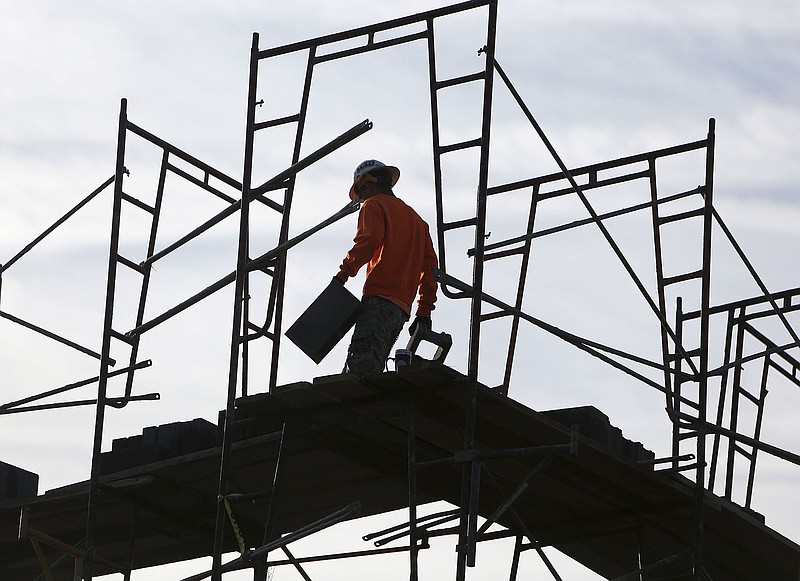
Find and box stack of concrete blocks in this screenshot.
[542,406,655,465]
[100,418,219,474]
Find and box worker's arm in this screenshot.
[337,199,384,281]
[415,231,438,317]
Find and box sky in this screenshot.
[1,1,799,579]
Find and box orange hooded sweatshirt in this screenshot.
[337,194,438,317]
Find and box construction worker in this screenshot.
[334,159,438,376]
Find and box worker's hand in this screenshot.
[409,316,431,337]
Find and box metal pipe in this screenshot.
[0,393,158,414]
[314,30,429,65]
[251,119,373,197]
[508,536,523,581]
[0,309,111,363]
[459,3,498,576]
[248,502,361,560]
[129,199,359,338]
[769,357,800,388]
[681,286,800,320]
[84,98,129,581]
[494,59,700,378]
[477,454,556,537]
[140,200,240,268]
[246,200,359,273]
[709,308,737,489]
[0,176,114,274]
[480,466,563,580]
[165,162,238,204]
[256,422,288,580]
[707,337,800,378]
[648,155,678,472]
[500,184,539,394]
[745,355,771,507]
[466,0,497,381]
[278,546,313,581]
[128,272,236,337]
[639,453,695,466]
[469,187,702,258]
[671,298,686,466]
[363,509,459,542]
[138,129,339,268]
[257,0,491,59]
[212,31,261,581]
[267,44,318,393]
[425,18,461,301]
[610,549,691,581]
[127,121,242,191]
[1,360,151,411]
[435,270,700,404]
[183,543,421,581]
[692,118,715,580]
[488,140,708,197]
[669,409,800,468]
[407,396,419,580]
[711,206,800,347]
[119,150,171,405]
[20,507,124,574]
[370,512,460,547]
[122,508,138,581]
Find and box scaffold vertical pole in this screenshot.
[457,2,498,578]
[84,97,129,581]
[212,32,261,581]
[694,117,715,580]
[267,44,317,393]
[407,395,420,580]
[467,0,497,381]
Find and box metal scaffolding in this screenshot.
[2,1,799,580]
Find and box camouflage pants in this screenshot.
[345,296,409,376]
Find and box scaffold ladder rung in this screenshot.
[120,192,156,214]
[254,113,300,131]
[656,207,705,226]
[662,269,704,286]
[110,329,135,345]
[439,138,483,154]
[668,348,701,362]
[117,254,145,275]
[441,217,477,232]
[435,71,485,90]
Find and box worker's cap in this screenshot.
[349,159,400,200]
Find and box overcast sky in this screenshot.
[2,1,799,579]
